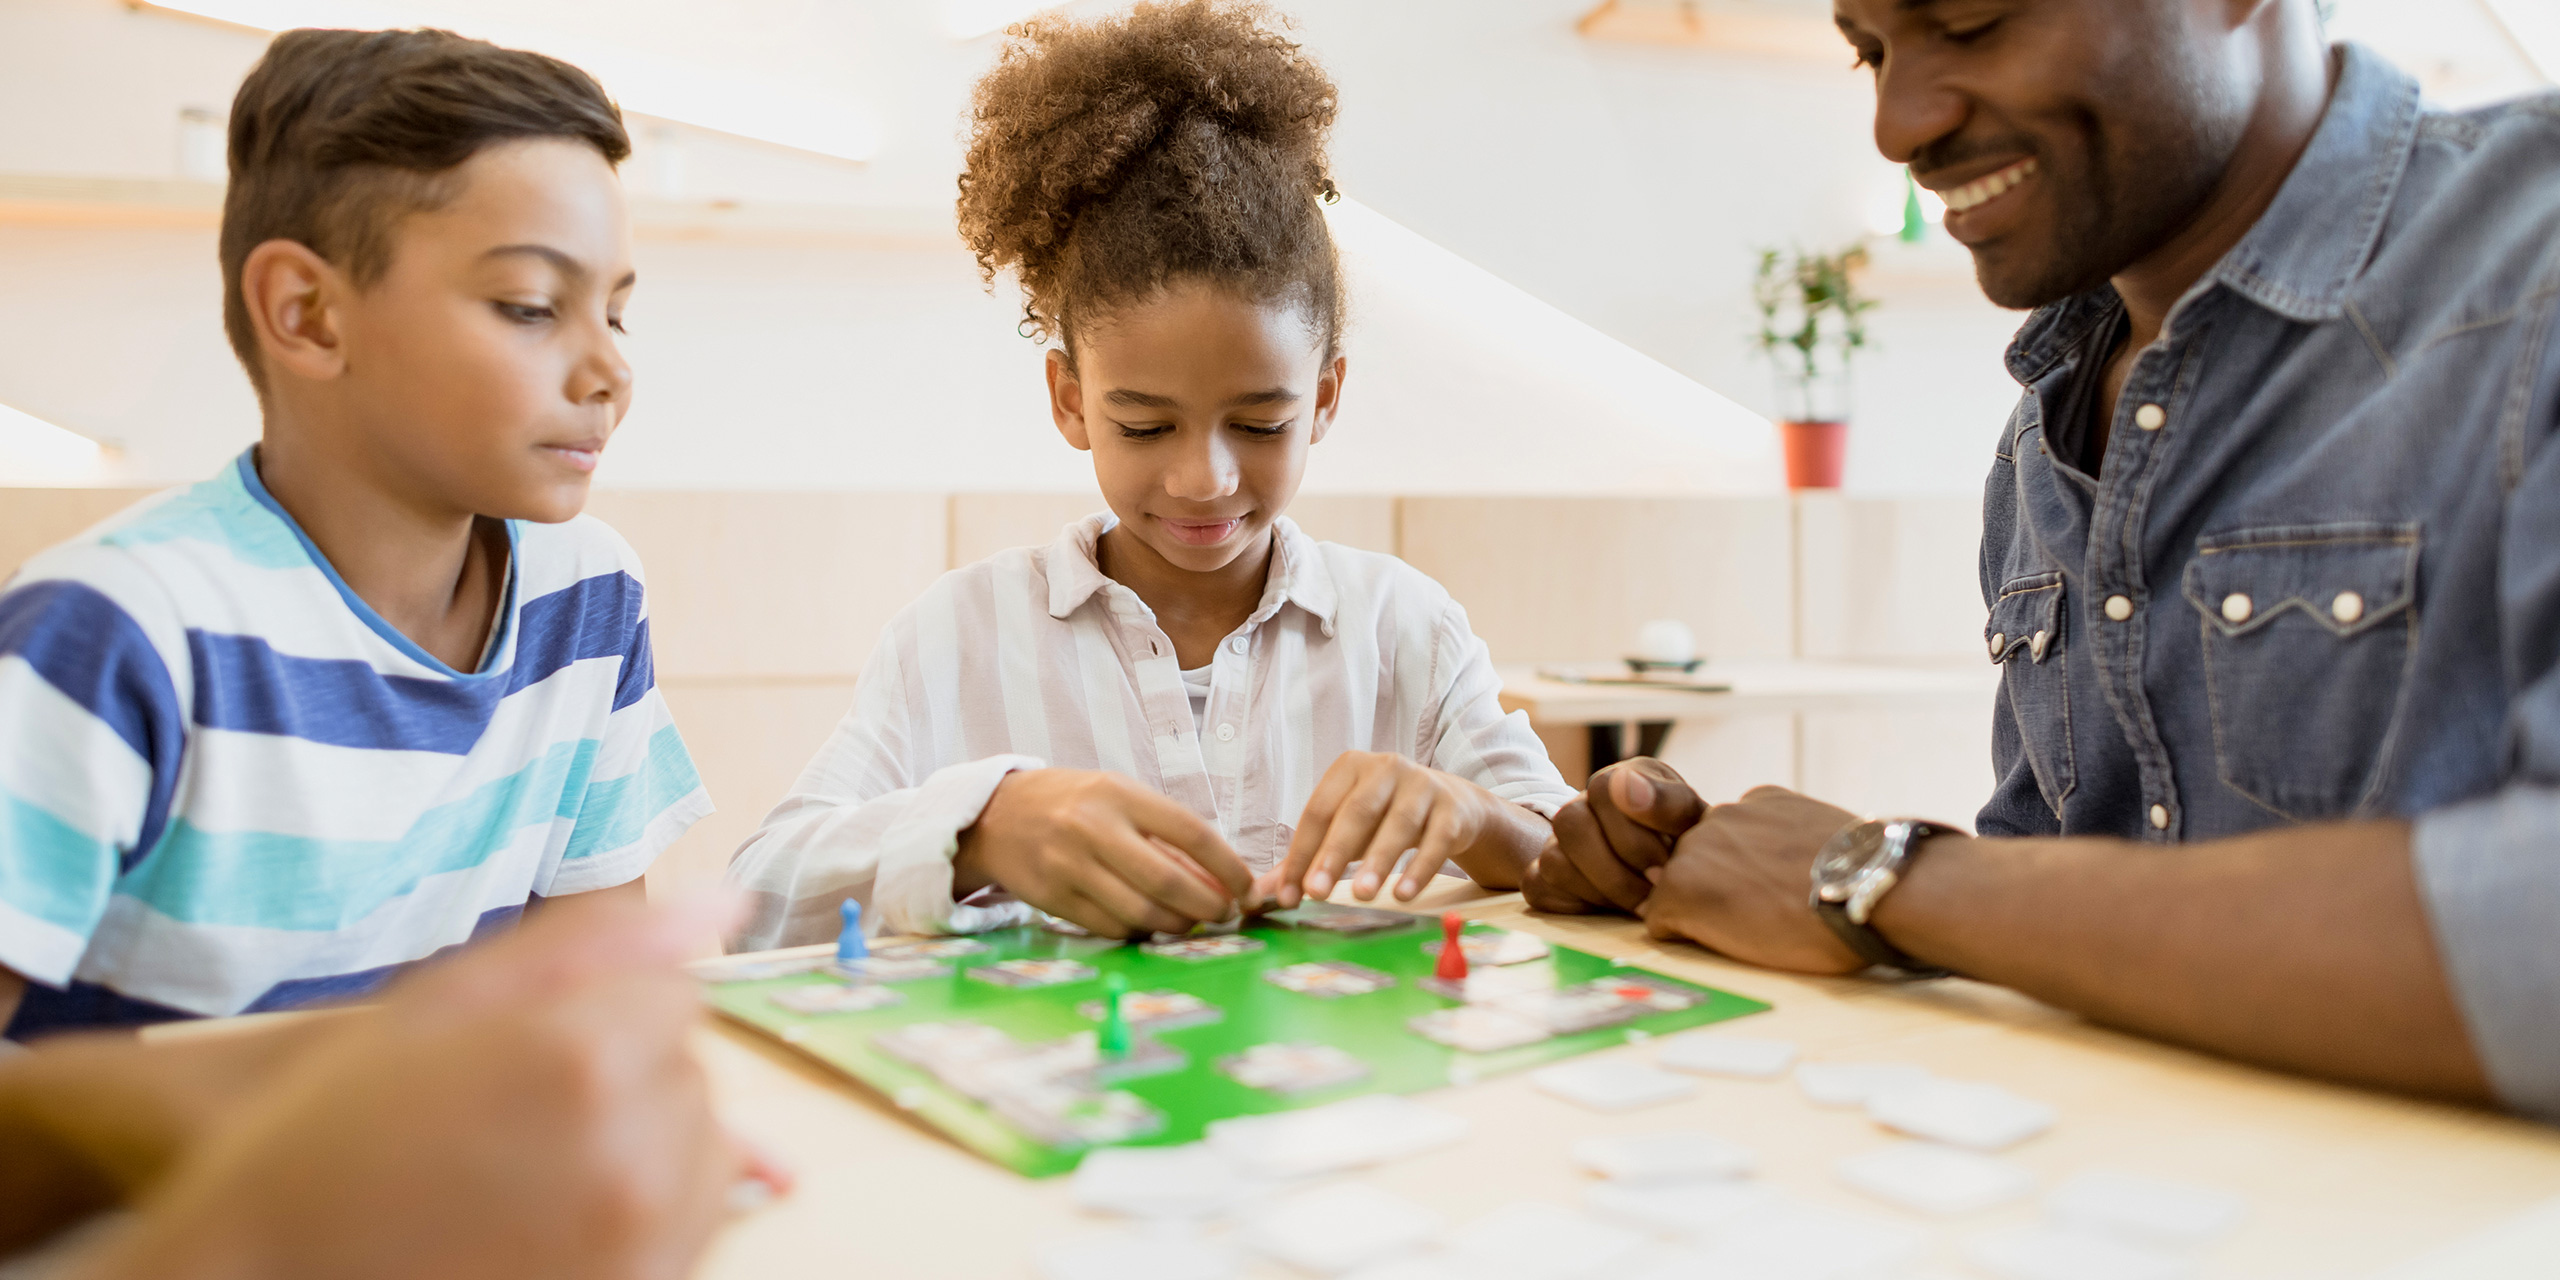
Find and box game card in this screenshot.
[1077,989,1222,1032]
[871,937,989,960]
[691,954,834,983]
[990,1082,1166,1148]
[872,1020,1022,1071]
[1408,1006,1552,1053]
[1220,1042,1373,1095]
[1499,974,1701,1034]
[769,983,906,1015]
[1262,960,1396,998]
[1140,935,1267,961]
[1266,903,1419,933]
[1037,912,1095,937]
[1422,928,1552,967]
[832,956,951,983]
[966,958,1100,988]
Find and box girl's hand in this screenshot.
[955,769,1252,938]
[1267,753,1497,908]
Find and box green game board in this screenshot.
[701,910,1770,1177]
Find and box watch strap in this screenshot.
[1811,820,1954,979]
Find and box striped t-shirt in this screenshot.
[0,452,711,1034]
[726,513,1572,948]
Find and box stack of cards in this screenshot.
[1220,1042,1372,1095]
[1268,903,1419,933]
[768,982,905,1015]
[1263,960,1396,998]
[1408,1005,1552,1053]
[1866,1079,2056,1151]
[1140,935,1267,961]
[1656,1032,1797,1079]
[967,958,1100,988]
[1794,1061,1932,1107]
[1242,1183,1442,1275]
[1571,1130,1757,1182]
[1205,1095,1469,1179]
[1835,1141,2037,1215]
[1530,1059,1699,1112]
[1421,928,1552,967]
[1076,989,1222,1032]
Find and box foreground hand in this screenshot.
[1522,758,1704,915]
[1266,752,1500,908]
[1636,785,1869,974]
[73,892,771,1280]
[956,769,1250,938]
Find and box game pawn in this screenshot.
[1419,912,1479,1000]
[838,900,868,963]
[1098,972,1131,1060]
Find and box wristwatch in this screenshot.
[1809,818,1955,978]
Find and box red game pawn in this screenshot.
[1435,912,1469,981]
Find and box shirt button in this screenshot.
[2332,591,2365,624]
[2134,403,2166,431]
[2149,803,2171,830]
[2104,595,2134,622]
[1215,723,1237,743]
[2030,629,2050,661]
[2221,593,2254,624]
[1990,632,2008,658]
[1227,637,1248,655]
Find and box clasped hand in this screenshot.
[1523,759,1874,974]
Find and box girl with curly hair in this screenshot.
[727,0,1570,947]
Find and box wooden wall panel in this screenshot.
[0,487,162,579]
[583,491,947,678]
[644,678,863,922]
[1797,493,1986,662]
[1396,496,1797,667]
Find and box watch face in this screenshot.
[1813,820,1889,897]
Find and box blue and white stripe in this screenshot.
[0,451,710,1033]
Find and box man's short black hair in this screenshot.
[218,28,631,391]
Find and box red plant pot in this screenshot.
[1780,419,1847,489]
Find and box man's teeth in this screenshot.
[1942,158,2038,213]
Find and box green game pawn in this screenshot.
[1098,972,1131,1060]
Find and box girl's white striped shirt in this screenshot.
[726,514,1572,948]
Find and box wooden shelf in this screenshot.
[0,174,959,247]
[1576,0,1848,62]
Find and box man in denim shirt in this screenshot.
[1527,0,2560,1120]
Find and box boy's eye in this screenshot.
[1233,420,1290,438]
[1946,19,1999,44]
[1115,422,1173,441]
[496,301,555,324]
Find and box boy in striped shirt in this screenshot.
[0,29,709,1036]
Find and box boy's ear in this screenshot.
[240,239,350,386]
[1046,348,1092,452]
[1308,354,1347,446]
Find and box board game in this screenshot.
[698,905,1771,1177]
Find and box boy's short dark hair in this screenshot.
[219,28,631,392]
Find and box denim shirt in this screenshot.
[1975,45,2560,1120]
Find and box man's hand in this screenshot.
[1636,785,1870,974]
[955,769,1250,938]
[68,892,773,1280]
[1522,758,1705,915]
[1265,753,1516,908]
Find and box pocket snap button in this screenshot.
[2105,595,2134,622]
[1990,632,2008,657]
[2030,629,2050,661]
[2134,403,2166,431]
[2149,803,2171,830]
[2221,593,2254,624]
[2332,591,2365,624]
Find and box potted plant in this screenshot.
[1752,244,1876,489]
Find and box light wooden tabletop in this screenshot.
[1499,660,1998,725]
[691,881,2560,1279]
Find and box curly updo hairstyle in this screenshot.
[955,0,1343,364]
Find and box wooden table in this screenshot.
[691,881,2560,1279]
[1500,659,2000,781]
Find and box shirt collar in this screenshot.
[1044,512,1339,637]
[2004,42,2421,381]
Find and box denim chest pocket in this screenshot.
[1988,572,2073,817]
[2182,524,2420,820]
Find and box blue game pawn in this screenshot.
[837,900,868,963]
